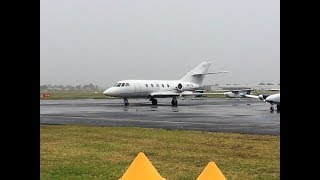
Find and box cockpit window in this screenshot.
[121,83,125,87]
[162,84,164,87]
[145,84,148,87]
[116,83,121,87]
[125,83,130,86]
[167,84,169,87]
[151,84,154,87]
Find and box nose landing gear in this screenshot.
[123,98,129,106]
[270,104,280,112]
[270,106,274,112]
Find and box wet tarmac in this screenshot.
[40,98,280,135]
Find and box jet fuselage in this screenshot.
[103,80,199,98]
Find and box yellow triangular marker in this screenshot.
[119,152,165,180]
[197,162,226,180]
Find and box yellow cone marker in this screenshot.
[119,152,165,180]
[197,162,226,180]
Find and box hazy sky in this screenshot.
[41,0,279,88]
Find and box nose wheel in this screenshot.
[123,98,129,106]
[276,104,280,111]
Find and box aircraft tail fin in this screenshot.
[180,62,212,85]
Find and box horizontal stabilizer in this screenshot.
[192,71,229,76]
[206,71,229,74]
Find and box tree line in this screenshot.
[40,84,100,91]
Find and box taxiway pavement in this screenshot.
[40,98,280,135]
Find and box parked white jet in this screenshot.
[223,89,253,99]
[103,62,227,106]
[246,91,280,111]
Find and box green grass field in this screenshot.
[40,125,279,180]
[40,90,108,100]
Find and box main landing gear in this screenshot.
[149,97,158,105]
[171,97,178,106]
[123,98,129,106]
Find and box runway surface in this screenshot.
[40,98,280,135]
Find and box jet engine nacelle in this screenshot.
[177,83,183,91]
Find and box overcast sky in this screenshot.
[41,0,279,88]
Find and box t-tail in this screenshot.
[180,61,212,86]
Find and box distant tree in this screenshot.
[65,85,74,90]
[82,84,97,90]
[56,85,64,90]
[40,85,48,92]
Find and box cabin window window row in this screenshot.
[145,83,170,88]
[115,83,130,87]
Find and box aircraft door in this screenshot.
[134,82,141,96]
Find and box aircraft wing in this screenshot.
[245,94,270,102]
[206,71,229,74]
[150,91,181,97]
[245,94,260,99]
[192,71,229,75]
[150,91,224,98]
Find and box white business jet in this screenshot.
[103,62,227,106]
[223,89,253,99]
[246,90,280,111]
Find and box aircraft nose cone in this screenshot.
[103,88,112,96]
[258,94,264,100]
[265,95,274,103]
[266,96,271,101]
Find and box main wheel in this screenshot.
[152,99,158,105]
[171,97,178,106]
